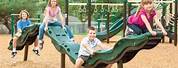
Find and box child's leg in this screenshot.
[33,38,40,56]
[12,37,18,52]
[142,28,148,34]
[106,64,112,68]
[38,23,45,41]
[64,25,74,39]
[128,24,142,35]
[75,57,84,68]
[33,38,39,49]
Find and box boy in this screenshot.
[75,26,112,68]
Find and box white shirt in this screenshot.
[78,37,101,57]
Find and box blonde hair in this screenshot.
[19,10,30,19]
[135,0,154,16]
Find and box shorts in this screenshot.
[79,55,90,62]
[14,31,22,39]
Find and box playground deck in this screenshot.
[0,34,178,68]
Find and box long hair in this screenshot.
[18,10,30,20]
[135,0,154,16]
[47,0,58,7]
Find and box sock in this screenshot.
[34,47,39,50]
[38,40,43,44]
[12,48,16,52]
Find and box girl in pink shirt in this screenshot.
[127,0,167,36]
[38,0,74,49]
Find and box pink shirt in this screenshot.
[47,6,60,17]
[128,8,156,29]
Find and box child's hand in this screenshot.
[150,31,157,36]
[162,30,167,36]
[44,26,48,31]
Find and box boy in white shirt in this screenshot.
[75,26,112,68]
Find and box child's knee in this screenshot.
[13,36,18,40]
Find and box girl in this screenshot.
[127,0,167,36]
[12,10,40,58]
[38,0,74,47]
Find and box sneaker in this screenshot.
[33,49,40,56]
[11,52,17,58]
[70,38,75,42]
[38,40,44,50]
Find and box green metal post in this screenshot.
[106,0,110,43]
[37,15,40,23]
[65,0,69,25]
[97,20,101,32]
[11,15,15,38]
[161,3,168,43]
[123,0,127,37]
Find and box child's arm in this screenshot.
[43,7,49,30]
[82,43,95,55]
[58,10,65,28]
[141,15,157,36]
[96,43,112,50]
[154,14,167,35]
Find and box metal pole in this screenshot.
[174,0,177,46]
[161,3,167,43]
[61,54,65,68]
[11,15,15,38]
[106,0,110,43]
[24,45,29,61]
[117,60,123,68]
[87,0,91,27]
[65,0,69,25]
[123,1,127,37]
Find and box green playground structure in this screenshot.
[8,24,40,50]
[8,24,163,68]
[96,18,123,41]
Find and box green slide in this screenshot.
[96,18,123,41]
[8,24,40,50]
[96,8,137,41]
[46,25,163,68]
[8,24,163,68]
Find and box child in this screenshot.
[12,10,40,58]
[75,27,112,68]
[127,0,167,36]
[38,0,74,47]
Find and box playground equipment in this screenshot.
[127,0,177,46]
[9,24,163,68]
[96,18,123,41]
[8,14,40,61]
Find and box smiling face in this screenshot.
[21,12,28,19]
[50,0,57,7]
[19,10,29,20]
[88,30,96,41]
[87,27,96,41]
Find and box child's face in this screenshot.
[21,12,28,19]
[88,30,96,40]
[143,2,154,11]
[51,0,57,7]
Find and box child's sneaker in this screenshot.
[33,49,40,56]
[11,52,17,58]
[70,38,75,42]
